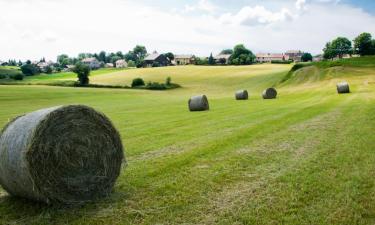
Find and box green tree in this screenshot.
[98,51,107,62]
[323,42,335,60]
[220,49,233,55]
[57,54,71,67]
[331,37,352,58]
[45,66,53,74]
[301,53,313,62]
[127,60,136,67]
[20,64,40,76]
[208,53,215,65]
[354,32,375,56]
[73,62,90,86]
[229,44,255,65]
[164,52,174,61]
[133,45,147,60]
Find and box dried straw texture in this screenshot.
[0,105,124,204]
[235,90,249,100]
[337,82,350,94]
[188,95,209,111]
[262,88,278,99]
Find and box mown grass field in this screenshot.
[0,59,374,224]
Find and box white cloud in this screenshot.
[219,5,295,26]
[296,0,308,11]
[184,0,217,13]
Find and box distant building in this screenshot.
[174,55,195,65]
[256,53,289,63]
[285,50,303,62]
[313,55,324,62]
[214,54,232,64]
[82,57,101,69]
[37,61,54,72]
[115,59,128,68]
[105,63,114,68]
[144,52,169,67]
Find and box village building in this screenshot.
[144,52,169,67]
[214,54,232,64]
[285,50,303,62]
[115,59,128,68]
[105,63,114,68]
[256,53,290,63]
[82,57,101,69]
[174,55,195,65]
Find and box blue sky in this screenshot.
[0,0,374,60]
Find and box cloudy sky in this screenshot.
[0,0,374,61]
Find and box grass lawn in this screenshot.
[0,61,374,224]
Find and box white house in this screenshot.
[256,53,289,63]
[82,57,101,69]
[174,55,195,65]
[115,59,128,68]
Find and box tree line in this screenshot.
[323,32,375,60]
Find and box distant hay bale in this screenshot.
[337,82,350,94]
[188,95,209,111]
[0,105,124,204]
[262,88,278,99]
[235,90,249,100]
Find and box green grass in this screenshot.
[0,60,374,224]
[0,66,22,77]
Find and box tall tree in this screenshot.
[208,53,215,65]
[330,37,352,59]
[133,45,147,60]
[98,51,107,62]
[164,52,174,61]
[354,32,375,56]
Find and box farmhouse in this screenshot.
[82,57,101,69]
[116,59,128,68]
[174,55,195,65]
[36,61,53,72]
[256,53,289,63]
[285,50,303,62]
[144,52,169,67]
[214,54,231,64]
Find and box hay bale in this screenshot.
[337,82,350,94]
[0,105,124,204]
[235,90,249,100]
[262,88,278,99]
[188,95,209,111]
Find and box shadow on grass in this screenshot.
[0,189,132,224]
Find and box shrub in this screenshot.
[11,74,24,80]
[131,78,145,87]
[146,82,167,90]
[0,74,6,79]
[127,60,136,67]
[166,77,171,85]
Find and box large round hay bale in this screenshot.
[188,95,209,111]
[235,90,249,100]
[337,82,350,94]
[0,105,124,204]
[262,88,277,99]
